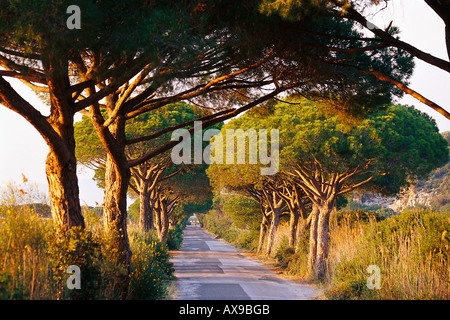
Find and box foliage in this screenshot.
[222,195,261,231]
[0,181,175,300]
[128,232,174,300]
[325,209,450,299]
[274,236,296,268]
[0,183,51,299]
[0,0,196,73]
[166,223,185,251]
[210,98,448,198]
[75,101,216,204]
[199,196,261,251]
[46,227,106,300]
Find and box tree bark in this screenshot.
[265,209,280,256]
[307,205,319,276]
[159,202,170,242]
[257,209,270,254]
[288,209,299,248]
[0,60,85,233]
[294,214,310,253]
[45,149,84,232]
[45,62,84,231]
[315,201,334,280]
[103,155,131,258]
[103,154,131,298]
[138,182,153,232]
[265,191,283,256]
[98,109,132,299]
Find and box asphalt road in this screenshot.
[171,225,319,300]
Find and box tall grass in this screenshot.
[0,181,174,300]
[319,210,449,299]
[0,182,52,299]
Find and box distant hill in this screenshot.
[350,131,450,213]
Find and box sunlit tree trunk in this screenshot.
[42,58,85,232]
[257,210,270,254]
[315,200,334,280]
[288,209,299,248]
[138,181,153,232]
[307,205,319,276]
[46,149,84,231]
[265,191,283,256]
[92,103,132,298]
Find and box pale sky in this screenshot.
[0,0,449,206]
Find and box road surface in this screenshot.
[171,225,319,300]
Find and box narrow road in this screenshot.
[171,225,319,300]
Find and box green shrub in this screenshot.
[166,223,184,250]
[0,182,176,300]
[377,210,450,262]
[233,229,259,251]
[274,236,295,268]
[46,227,106,300]
[128,232,174,300]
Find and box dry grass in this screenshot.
[323,210,449,299]
[271,210,449,299]
[0,181,175,300]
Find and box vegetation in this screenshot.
[207,98,448,279]
[259,0,450,119]
[0,182,174,300]
[75,101,215,242]
[201,118,450,299]
[200,198,450,299]
[0,1,449,301]
[325,209,450,299]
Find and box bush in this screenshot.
[166,223,184,250]
[0,181,175,300]
[274,236,295,268]
[46,227,107,300]
[128,232,174,300]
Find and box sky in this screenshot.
[0,0,449,206]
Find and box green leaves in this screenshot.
[208,96,448,198]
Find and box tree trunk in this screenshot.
[265,206,281,256]
[138,184,153,232]
[294,203,309,252]
[257,212,269,254]
[294,216,309,253]
[46,147,84,232]
[153,195,162,240]
[288,209,299,248]
[44,58,85,232]
[315,201,333,280]
[307,205,319,276]
[159,204,170,242]
[103,157,131,255]
[100,110,132,299]
[103,154,131,298]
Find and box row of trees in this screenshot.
[74,101,214,242]
[207,98,448,279]
[0,1,448,293]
